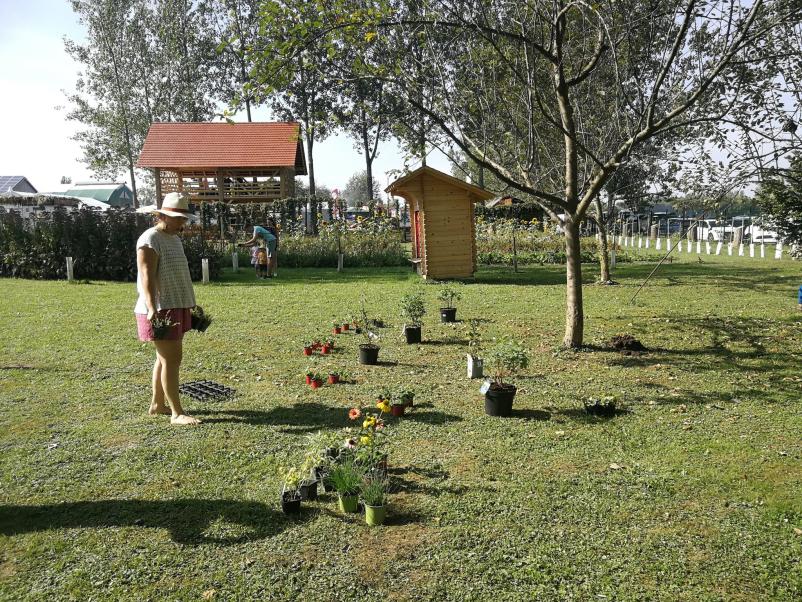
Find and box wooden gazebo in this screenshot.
[136,122,307,206]
[386,166,494,280]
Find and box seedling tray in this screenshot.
[179,380,236,401]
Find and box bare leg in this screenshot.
[148,356,170,415]
[269,253,277,277]
[153,339,200,425]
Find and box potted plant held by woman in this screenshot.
[438,283,462,323]
[399,289,426,344]
[466,319,484,379]
[482,338,529,417]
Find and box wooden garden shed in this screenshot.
[385,166,494,280]
[136,122,307,206]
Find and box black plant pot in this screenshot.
[484,384,517,417]
[322,477,335,493]
[584,401,617,418]
[281,491,301,514]
[440,307,457,323]
[358,344,380,365]
[299,480,318,501]
[404,325,422,344]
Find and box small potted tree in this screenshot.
[280,466,303,514]
[438,283,462,323]
[483,338,529,417]
[329,459,363,513]
[357,302,380,365]
[466,318,484,379]
[360,476,388,526]
[399,289,426,344]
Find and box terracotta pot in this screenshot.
[305,375,312,385]
[327,374,339,385]
[310,379,322,389]
[342,323,350,331]
[303,347,313,356]
[333,327,342,334]
[390,404,405,417]
[321,345,331,355]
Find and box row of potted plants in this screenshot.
[398,284,464,344]
[304,369,344,388]
[302,337,337,356]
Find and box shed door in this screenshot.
[413,210,422,259]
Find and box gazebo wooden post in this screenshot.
[154,168,162,207]
[216,169,226,242]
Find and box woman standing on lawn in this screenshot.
[134,192,201,426]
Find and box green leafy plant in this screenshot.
[467,319,482,357]
[437,283,462,309]
[280,465,303,498]
[485,337,529,386]
[399,289,426,327]
[190,305,212,332]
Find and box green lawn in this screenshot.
[1,255,801,600]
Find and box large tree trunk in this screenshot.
[564,220,584,348]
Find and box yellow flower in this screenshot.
[360,435,372,446]
[362,416,376,429]
[376,401,391,414]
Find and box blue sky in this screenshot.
[0,0,449,196]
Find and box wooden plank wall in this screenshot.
[419,174,475,279]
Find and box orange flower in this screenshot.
[348,408,362,420]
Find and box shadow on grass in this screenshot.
[420,339,469,347]
[512,409,552,421]
[195,403,351,433]
[398,409,463,425]
[552,407,632,422]
[0,499,294,545]
[388,465,493,498]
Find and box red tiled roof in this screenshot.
[136,122,307,174]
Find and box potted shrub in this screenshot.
[399,289,426,344]
[360,476,388,526]
[303,339,315,356]
[329,459,363,513]
[483,337,529,417]
[397,388,415,408]
[304,369,314,385]
[150,315,177,340]
[333,323,342,335]
[357,303,380,365]
[466,318,484,379]
[190,305,212,332]
[584,396,617,417]
[309,373,323,389]
[327,371,340,385]
[438,283,462,323]
[280,466,302,514]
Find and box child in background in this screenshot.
[250,245,259,273]
[255,246,268,279]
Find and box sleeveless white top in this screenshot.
[134,227,196,313]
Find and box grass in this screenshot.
[1,252,801,600]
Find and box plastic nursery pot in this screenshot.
[321,345,331,355]
[364,504,387,526]
[333,327,342,335]
[299,480,319,502]
[584,401,617,418]
[303,347,313,356]
[440,307,457,323]
[390,403,406,417]
[404,326,422,344]
[342,323,350,331]
[484,384,517,417]
[338,493,359,514]
[281,491,302,514]
[358,344,380,365]
[310,379,322,390]
[327,374,340,385]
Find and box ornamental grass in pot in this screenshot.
[360,476,388,526]
[399,289,426,344]
[329,459,363,513]
[483,337,529,417]
[437,283,462,323]
[357,301,380,365]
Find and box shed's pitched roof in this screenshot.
[136,122,307,174]
[63,183,131,203]
[0,176,37,194]
[385,166,495,201]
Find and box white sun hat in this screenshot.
[136,192,197,220]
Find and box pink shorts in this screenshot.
[135,308,192,342]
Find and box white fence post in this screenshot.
[739,243,745,256]
[715,242,722,255]
[202,258,210,284]
[66,257,74,282]
[775,242,783,259]
[232,251,239,272]
[749,243,755,258]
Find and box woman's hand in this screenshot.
[147,308,157,321]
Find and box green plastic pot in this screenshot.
[364,503,387,526]
[338,493,359,513]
